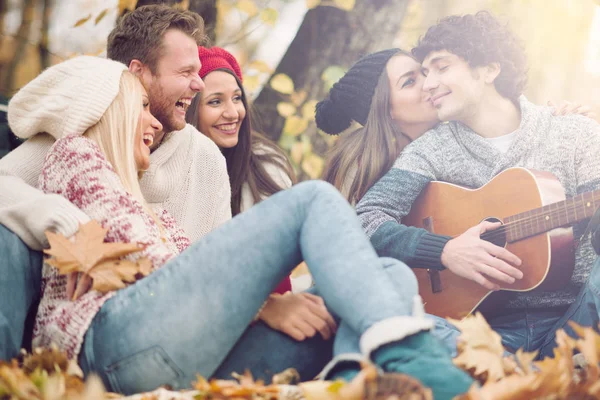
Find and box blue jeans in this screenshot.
[426,257,600,360]
[489,256,600,359]
[78,181,422,395]
[0,224,42,360]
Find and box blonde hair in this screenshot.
[85,71,163,228]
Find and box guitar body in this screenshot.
[403,168,575,319]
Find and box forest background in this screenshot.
[2,0,600,181]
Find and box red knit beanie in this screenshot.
[198,46,243,83]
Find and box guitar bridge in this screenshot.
[428,269,442,293]
[422,216,442,293]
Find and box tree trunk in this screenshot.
[39,0,52,71]
[3,0,36,95]
[0,0,6,38]
[134,0,218,43]
[253,0,410,146]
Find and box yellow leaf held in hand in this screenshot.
[44,220,150,296]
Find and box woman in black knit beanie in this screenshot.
[317,49,439,205]
[317,49,589,205]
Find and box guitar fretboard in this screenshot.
[502,191,600,242]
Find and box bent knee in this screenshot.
[381,257,419,296]
[295,180,344,202]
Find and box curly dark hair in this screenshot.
[412,11,527,102]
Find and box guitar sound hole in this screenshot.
[481,217,507,248]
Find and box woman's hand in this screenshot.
[258,292,337,341]
[548,100,597,119]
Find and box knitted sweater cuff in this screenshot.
[0,193,90,250]
[413,232,451,270]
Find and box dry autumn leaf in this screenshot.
[94,9,110,25]
[72,15,91,28]
[448,313,510,383]
[44,220,151,296]
[270,74,295,95]
[118,0,138,15]
[276,102,297,118]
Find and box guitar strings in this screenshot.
[481,205,592,242]
[479,200,597,243]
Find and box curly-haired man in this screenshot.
[356,11,600,359]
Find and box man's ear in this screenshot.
[128,59,145,77]
[484,62,501,84]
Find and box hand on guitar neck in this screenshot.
[440,221,524,291]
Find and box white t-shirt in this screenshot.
[486,131,518,153]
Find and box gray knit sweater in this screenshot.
[356,96,600,309]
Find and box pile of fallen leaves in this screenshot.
[0,345,107,400]
[4,314,599,400]
[452,313,600,399]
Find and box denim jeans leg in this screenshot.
[212,321,334,382]
[0,224,42,360]
[537,257,600,359]
[328,258,460,357]
[79,181,420,395]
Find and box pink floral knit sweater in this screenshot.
[33,135,191,359]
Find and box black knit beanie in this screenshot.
[315,48,400,135]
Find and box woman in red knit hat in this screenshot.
[186,46,333,349]
[186,46,295,216]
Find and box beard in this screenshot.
[147,82,186,136]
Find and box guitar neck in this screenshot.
[502,190,600,242]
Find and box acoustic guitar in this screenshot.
[403,167,599,320]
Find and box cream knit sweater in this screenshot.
[239,144,293,213]
[0,124,231,249]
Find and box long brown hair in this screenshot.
[322,54,412,204]
[186,69,295,215]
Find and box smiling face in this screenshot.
[386,54,439,140]
[140,29,204,148]
[196,70,246,149]
[421,50,488,123]
[134,85,163,171]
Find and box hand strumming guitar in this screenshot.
[440,221,523,291]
